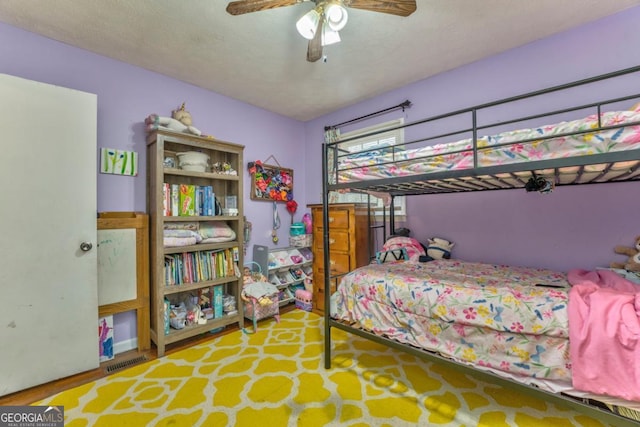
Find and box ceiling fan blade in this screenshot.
[343,0,417,17]
[226,0,304,15]
[306,18,324,62]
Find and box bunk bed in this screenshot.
[321,65,640,426]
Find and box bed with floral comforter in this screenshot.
[335,107,640,183]
[331,259,573,387]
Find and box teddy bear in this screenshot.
[610,236,640,272]
[420,237,455,262]
[145,102,201,136]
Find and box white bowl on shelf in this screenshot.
[176,151,209,172]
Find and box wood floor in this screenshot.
[0,306,296,406]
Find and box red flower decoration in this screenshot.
[286,200,298,214]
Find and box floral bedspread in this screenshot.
[331,259,573,383]
[336,108,640,183]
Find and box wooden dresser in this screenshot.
[308,203,370,314]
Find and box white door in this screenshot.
[0,74,98,396]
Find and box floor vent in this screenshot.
[105,355,148,373]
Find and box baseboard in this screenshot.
[114,338,138,355]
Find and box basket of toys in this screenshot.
[241,262,280,333]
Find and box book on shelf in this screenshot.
[213,286,223,318]
[195,187,202,216]
[162,247,240,286]
[167,184,216,217]
[179,184,196,216]
[199,185,214,217]
[171,184,179,216]
[205,186,214,216]
[162,183,171,216]
[183,253,193,284]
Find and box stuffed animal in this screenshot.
[423,237,455,261]
[145,102,201,136]
[199,293,211,309]
[610,236,640,272]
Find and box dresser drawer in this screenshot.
[314,251,351,275]
[314,230,349,252]
[313,208,350,230]
[309,204,367,314]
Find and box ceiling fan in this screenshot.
[226,0,417,62]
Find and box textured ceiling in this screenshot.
[1,0,639,121]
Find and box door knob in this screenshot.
[80,242,93,252]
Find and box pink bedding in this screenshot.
[330,258,640,414]
[332,259,573,384]
[568,269,640,401]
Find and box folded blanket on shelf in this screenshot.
[163,236,197,247]
[199,221,236,240]
[162,221,236,245]
[163,222,198,231]
[568,269,640,402]
[163,229,202,242]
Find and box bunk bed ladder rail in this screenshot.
[321,141,332,367]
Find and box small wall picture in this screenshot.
[101,148,138,176]
[98,315,114,362]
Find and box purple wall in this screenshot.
[305,6,640,272]
[0,23,307,346]
[0,23,308,247]
[3,6,640,347]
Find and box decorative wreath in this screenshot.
[248,160,293,202]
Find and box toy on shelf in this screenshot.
[302,213,312,234]
[295,289,312,312]
[145,102,201,136]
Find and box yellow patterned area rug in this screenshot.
[40,310,608,427]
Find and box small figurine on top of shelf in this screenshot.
[212,161,238,176]
[145,102,202,136]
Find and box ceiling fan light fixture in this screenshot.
[296,8,321,40]
[321,25,341,46]
[324,3,348,32]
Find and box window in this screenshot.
[328,119,406,218]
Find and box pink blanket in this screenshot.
[568,269,640,401]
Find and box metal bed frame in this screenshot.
[321,65,640,426]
